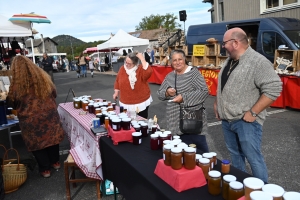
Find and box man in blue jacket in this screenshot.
[41,53,54,82]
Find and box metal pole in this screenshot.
[30,37,35,64]
[70,36,74,60]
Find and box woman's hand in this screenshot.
[166,87,176,97]
[172,94,183,103]
[136,53,144,60]
[113,90,119,100]
[213,99,220,120]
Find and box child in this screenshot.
[89,59,95,78]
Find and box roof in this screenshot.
[129,28,167,41]
[25,37,58,48]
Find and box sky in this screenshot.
[0,0,212,43]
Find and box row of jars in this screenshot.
[208,173,300,200]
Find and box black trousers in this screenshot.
[138,106,149,119]
[31,144,60,172]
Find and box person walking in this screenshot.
[157,49,209,153]
[89,59,95,78]
[64,57,69,72]
[113,52,153,119]
[78,52,87,77]
[41,53,54,83]
[213,28,282,183]
[7,55,65,178]
[144,48,152,65]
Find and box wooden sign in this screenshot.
[193,45,205,56]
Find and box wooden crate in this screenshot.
[192,56,205,67]
[274,50,298,71]
[168,46,176,55]
[205,56,217,66]
[186,55,192,65]
[159,47,165,56]
[205,44,220,56]
[182,45,188,55]
[216,56,228,67]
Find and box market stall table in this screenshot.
[57,102,107,180]
[100,136,252,200]
[0,119,21,148]
[148,65,219,96]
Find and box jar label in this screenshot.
[211,162,214,169]
[113,124,117,130]
[139,139,142,144]
[163,153,165,160]
[86,106,88,109]
[181,157,183,164]
[75,104,78,107]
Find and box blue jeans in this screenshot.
[222,119,268,183]
[80,65,87,76]
[180,134,209,153]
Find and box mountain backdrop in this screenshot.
[52,35,106,60]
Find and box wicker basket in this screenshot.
[2,148,27,194]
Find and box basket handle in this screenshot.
[2,148,20,170]
[0,144,8,160]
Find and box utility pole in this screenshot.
[69,36,74,60]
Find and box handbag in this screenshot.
[175,73,204,134]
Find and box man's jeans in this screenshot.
[222,119,268,183]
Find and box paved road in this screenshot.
[2,70,300,199]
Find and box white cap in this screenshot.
[173,135,180,139]
[250,191,273,200]
[196,154,202,160]
[132,132,142,136]
[229,181,243,190]
[283,191,300,200]
[184,147,196,153]
[208,170,221,178]
[262,184,285,198]
[171,147,182,153]
[150,134,158,138]
[202,153,213,159]
[199,158,210,164]
[243,177,264,190]
[223,175,237,182]
[163,144,173,150]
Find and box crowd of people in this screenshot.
[3,28,282,187]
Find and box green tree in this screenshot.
[135,13,181,31]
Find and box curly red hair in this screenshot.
[8,55,55,101]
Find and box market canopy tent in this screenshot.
[0,15,32,42]
[97,29,149,52]
[83,47,119,54]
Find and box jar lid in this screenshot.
[160,133,168,138]
[173,135,180,139]
[283,191,300,199]
[150,134,158,138]
[163,140,171,144]
[184,147,196,153]
[199,158,210,164]
[133,124,141,128]
[95,108,101,110]
[96,113,102,117]
[122,118,131,122]
[98,103,104,106]
[210,152,217,156]
[177,143,188,149]
[172,139,182,144]
[101,107,107,111]
[89,100,94,103]
[141,123,148,127]
[229,181,243,190]
[222,159,230,164]
[155,131,162,135]
[164,144,173,150]
[88,103,94,106]
[171,147,182,153]
[105,117,109,119]
[82,101,89,103]
[223,175,236,182]
[112,119,121,123]
[103,102,108,105]
[243,177,264,189]
[108,111,116,115]
[262,184,285,197]
[189,144,196,148]
[131,120,138,124]
[202,153,213,159]
[164,131,171,135]
[196,154,202,159]
[250,191,273,200]
[132,132,142,136]
[208,170,221,178]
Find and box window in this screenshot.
[261,0,299,13]
[262,32,289,55]
[219,2,224,21]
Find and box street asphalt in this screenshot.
[1,69,299,200]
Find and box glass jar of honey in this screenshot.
[132,132,142,145]
[210,152,217,166]
[222,175,237,200]
[198,158,210,180]
[74,98,81,109]
[121,118,131,130]
[228,181,244,200]
[159,133,168,149]
[183,147,196,170]
[203,153,214,170]
[140,123,148,137]
[221,159,231,174]
[164,131,172,140]
[196,154,202,165]
[82,101,89,111]
[171,147,183,170]
[208,170,221,196]
[150,134,159,150]
[250,191,273,200]
[162,140,171,150]
[243,177,265,200]
[163,144,173,166]
[112,118,121,131]
[88,103,94,113]
[262,184,285,200]
[283,191,300,200]
[95,108,101,114]
[173,135,180,140]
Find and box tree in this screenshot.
[135,13,181,31]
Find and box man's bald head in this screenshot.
[226,28,248,45]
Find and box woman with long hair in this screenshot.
[7,56,65,178]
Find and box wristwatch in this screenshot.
[250,109,257,117]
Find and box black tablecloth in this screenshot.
[100,136,252,200]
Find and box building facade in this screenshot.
[25,37,58,55]
[203,0,300,23]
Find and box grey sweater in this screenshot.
[157,67,209,135]
[217,46,282,125]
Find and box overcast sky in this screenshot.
[0,0,211,42]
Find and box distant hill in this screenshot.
[52,35,86,46]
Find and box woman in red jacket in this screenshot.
[113,52,153,119]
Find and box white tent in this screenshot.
[97,29,149,52]
[0,15,32,42]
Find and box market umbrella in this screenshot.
[9,13,51,24]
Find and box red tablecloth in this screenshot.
[148,65,219,96]
[271,75,300,109]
